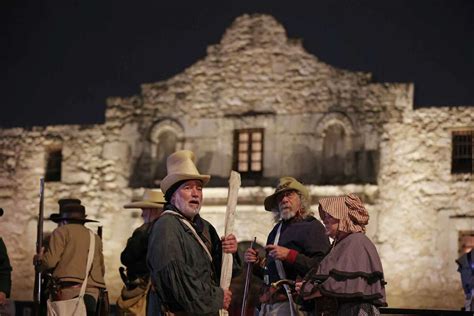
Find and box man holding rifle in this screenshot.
[147,150,241,315]
[33,198,106,315]
[244,177,330,315]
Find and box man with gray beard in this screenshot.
[244,177,330,316]
[147,150,240,316]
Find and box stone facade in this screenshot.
[0,14,472,309]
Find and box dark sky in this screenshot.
[1,0,473,128]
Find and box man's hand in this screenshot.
[0,291,6,306]
[223,289,232,310]
[295,281,303,294]
[221,234,238,254]
[244,248,259,263]
[265,244,290,261]
[33,246,44,266]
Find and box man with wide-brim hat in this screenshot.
[147,150,241,315]
[34,198,106,315]
[48,198,99,224]
[244,177,330,316]
[117,189,165,315]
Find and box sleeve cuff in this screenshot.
[286,249,298,264]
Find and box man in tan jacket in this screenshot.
[35,198,106,315]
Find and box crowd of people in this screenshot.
[0,149,466,315]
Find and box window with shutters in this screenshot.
[233,129,264,176]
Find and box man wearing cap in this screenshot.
[117,189,165,315]
[34,198,106,315]
[244,177,330,315]
[147,150,240,315]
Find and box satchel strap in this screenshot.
[79,230,96,298]
[273,221,297,316]
[161,210,213,262]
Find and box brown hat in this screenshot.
[318,194,369,233]
[160,150,210,197]
[124,189,166,209]
[264,176,309,211]
[49,198,98,223]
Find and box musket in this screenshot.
[219,171,241,316]
[95,225,110,316]
[241,237,256,316]
[33,178,45,316]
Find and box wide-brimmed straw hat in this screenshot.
[160,150,210,197]
[318,193,369,233]
[264,176,309,211]
[49,198,98,223]
[123,189,166,209]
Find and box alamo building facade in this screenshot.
[0,14,473,309]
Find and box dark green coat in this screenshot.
[0,238,12,297]
[147,206,241,316]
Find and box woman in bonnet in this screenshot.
[296,194,387,316]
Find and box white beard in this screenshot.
[174,194,201,220]
[280,207,297,220]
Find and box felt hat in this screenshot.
[264,176,309,211]
[49,198,98,223]
[123,189,166,209]
[160,150,210,197]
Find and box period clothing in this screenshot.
[40,199,105,315]
[301,194,386,316]
[148,206,228,315]
[257,177,330,316]
[147,150,241,315]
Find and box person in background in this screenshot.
[34,199,106,316]
[456,247,474,311]
[0,208,12,307]
[117,189,165,315]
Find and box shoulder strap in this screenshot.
[79,230,96,298]
[161,210,213,262]
[273,222,297,316]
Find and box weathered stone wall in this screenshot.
[376,105,473,308]
[0,13,472,310]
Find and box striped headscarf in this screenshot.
[318,193,369,233]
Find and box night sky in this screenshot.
[2,0,473,128]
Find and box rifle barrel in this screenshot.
[33,178,44,316]
[241,237,256,316]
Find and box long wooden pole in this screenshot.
[219,171,241,316]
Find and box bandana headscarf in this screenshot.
[318,193,369,233]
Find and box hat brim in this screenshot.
[123,201,165,209]
[264,187,295,211]
[49,213,99,223]
[160,173,211,196]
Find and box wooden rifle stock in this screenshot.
[33,178,45,316]
[241,237,256,316]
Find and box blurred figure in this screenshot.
[117,189,165,315]
[34,199,106,315]
[0,208,13,312]
[456,248,474,311]
[297,194,386,316]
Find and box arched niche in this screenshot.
[315,112,356,184]
[149,119,185,184]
